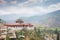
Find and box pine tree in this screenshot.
[0,27,1,36]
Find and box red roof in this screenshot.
[5,23,33,27]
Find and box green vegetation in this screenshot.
[14,27,58,40]
[0,24,59,40]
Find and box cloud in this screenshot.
[10,0,17,4]
[0,3,60,17]
[0,10,10,15]
[28,0,48,3]
[0,6,48,17]
[0,0,17,5]
[18,0,49,7]
[47,3,60,12]
[0,0,6,4]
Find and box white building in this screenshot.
[0,19,34,40]
[5,23,33,30]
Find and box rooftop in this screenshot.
[5,23,33,27]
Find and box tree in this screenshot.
[0,27,1,36]
[6,27,10,40]
[15,31,19,40]
[0,19,6,24]
[54,28,58,34]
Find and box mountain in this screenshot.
[0,10,60,27]
[27,10,60,27]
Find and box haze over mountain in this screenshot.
[0,10,60,27]
[23,10,60,27]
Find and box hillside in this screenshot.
[27,10,60,27]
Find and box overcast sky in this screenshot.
[0,0,60,17]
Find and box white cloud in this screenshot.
[28,0,48,3]
[0,6,48,17]
[47,3,60,12]
[10,0,17,4]
[18,0,49,7]
[0,3,60,17]
[0,10,10,15]
[18,1,29,7]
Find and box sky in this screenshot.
[0,0,60,17]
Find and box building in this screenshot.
[5,19,33,30]
[5,23,33,30]
[0,19,34,40]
